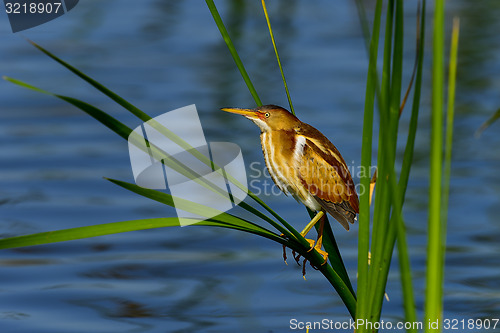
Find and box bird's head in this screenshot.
[221,105,299,132]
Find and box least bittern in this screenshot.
[222,105,359,267]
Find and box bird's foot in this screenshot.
[313,245,329,266]
[291,250,302,266]
[292,239,329,279]
[304,239,328,264]
[305,238,316,252]
[292,239,315,265]
[283,247,303,267]
[281,236,329,279]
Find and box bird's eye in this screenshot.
[264,112,270,118]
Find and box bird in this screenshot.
[221,105,359,264]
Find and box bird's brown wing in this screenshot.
[295,125,359,230]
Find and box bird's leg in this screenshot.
[298,210,329,270]
[313,215,329,265]
[299,210,325,247]
[291,210,330,277]
[300,214,328,279]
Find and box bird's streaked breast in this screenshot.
[260,131,321,211]
[261,132,290,194]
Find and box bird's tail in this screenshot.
[315,198,357,231]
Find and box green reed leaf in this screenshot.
[425,0,446,330]
[0,218,181,250]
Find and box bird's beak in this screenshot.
[221,107,259,119]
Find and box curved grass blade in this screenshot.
[105,177,282,238]
[0,217,277,251]
[106,177,320,253]
[0,218,180,250]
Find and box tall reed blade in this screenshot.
[261,0,294,115]
[425,0,446,330]
[443,17,459,228]
[428,16,459,333]
[356,0,383,325]
[395,1,427,329]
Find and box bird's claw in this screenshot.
[281,238,329,279]
[282,244,288,265]
[314,246,329,266]
[305,239,316,252]
[280,234,289,265]
[302,258,307,279]
[296,240,330,278]
[304,238,328,263]
[292,250,302,266]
